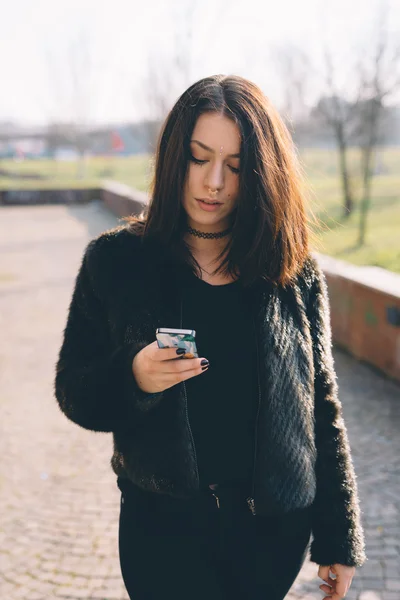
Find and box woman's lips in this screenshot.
[195,198,223,212]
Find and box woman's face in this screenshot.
[182,112,241,231]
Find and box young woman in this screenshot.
[55,74,367,600]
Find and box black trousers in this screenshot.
[117,478,312,600]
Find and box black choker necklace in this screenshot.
[186,225,232,239]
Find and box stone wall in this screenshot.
[0,188,100,205]
[100,180,149,219]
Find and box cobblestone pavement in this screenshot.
[0,203,399,600]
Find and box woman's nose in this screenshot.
[205,163,224,191]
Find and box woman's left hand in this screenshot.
[318,563,356,599]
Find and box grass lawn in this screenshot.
[1,148,399,273]
[0,155,153,191]
[300,148,400,273]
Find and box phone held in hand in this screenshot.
[155,328,198,359]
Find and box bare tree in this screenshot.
[140,0,198,153]
[354,5,400,245]
[140,0,237,154]
[269,43,313,124]
[311,1,400,230]
[313,48,363,218]
[44,31,95,179]
[271,40,360,218]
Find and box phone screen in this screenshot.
[156,330,198,359]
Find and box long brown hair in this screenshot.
[123,74,314,288]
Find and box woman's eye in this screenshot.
[189,155,207,165]
[189,154,239,174]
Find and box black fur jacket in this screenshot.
[54,225,367,568]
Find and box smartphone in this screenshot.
[155,327,198,359]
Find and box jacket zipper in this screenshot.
[246,311,262,516]
[180,296,199,487]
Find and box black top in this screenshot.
[181,270,259,491]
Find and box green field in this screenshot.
[0,155,153,191]
[1,148,399,273]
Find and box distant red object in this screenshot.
[111,131,124,152]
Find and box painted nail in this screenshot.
[200,359,209,366]
[176,348,186,355]
[201,365,209,371]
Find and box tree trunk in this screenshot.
[358,146,374,246]
[338,140,354,218]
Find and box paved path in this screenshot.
[0,203,399,600]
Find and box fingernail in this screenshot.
[201,365,209,371]
[176,348,186,355]
[200,359,209,367]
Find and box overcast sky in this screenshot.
[1,0,399,126]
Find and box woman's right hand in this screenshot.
[132,341,209,394]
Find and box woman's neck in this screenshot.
[183,230,236,284]
[183,230,231,259]
[183,218,232,252]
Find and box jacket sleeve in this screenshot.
[54,239,163,433]
[306,258,367,568]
